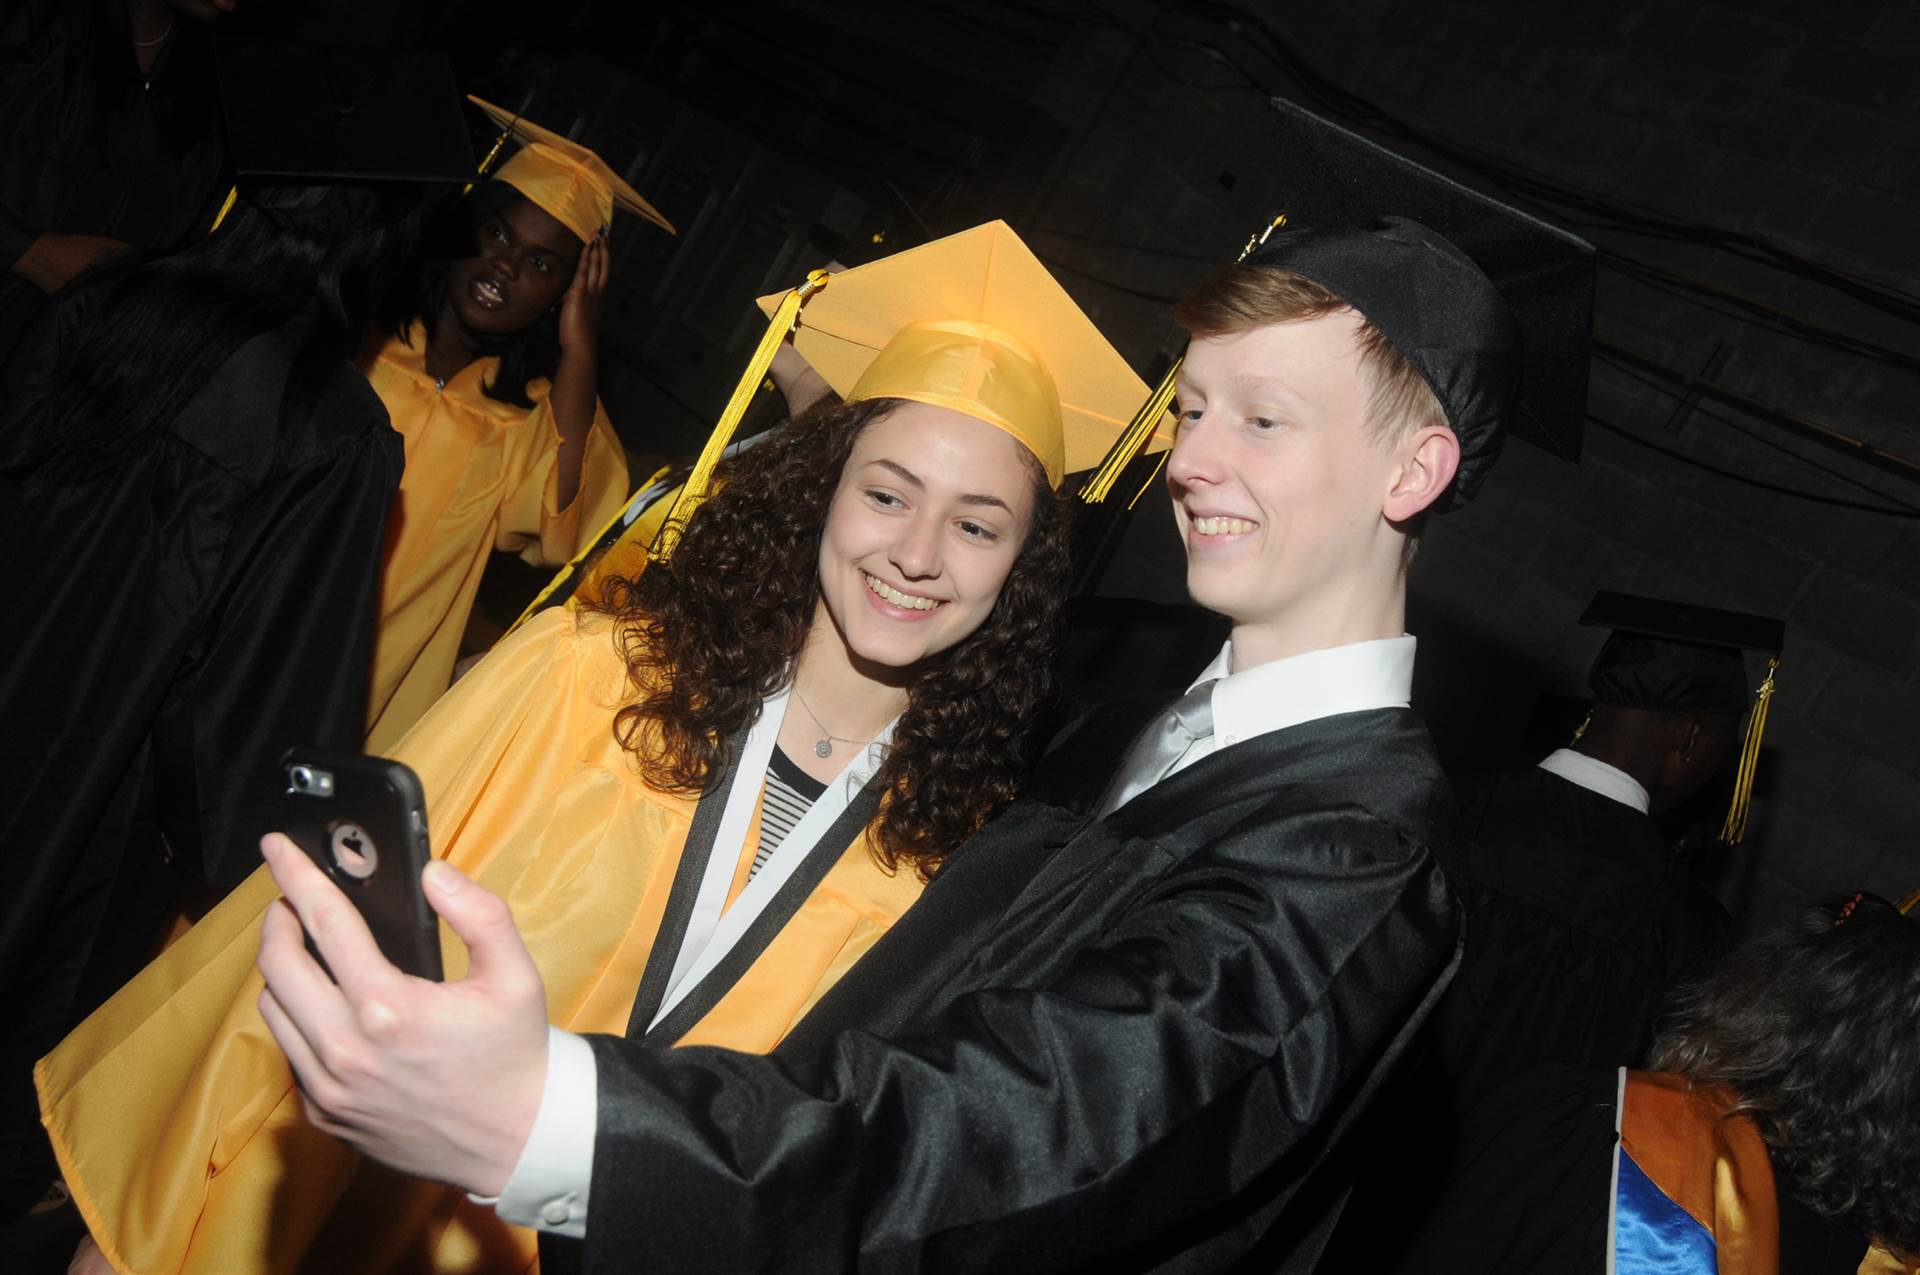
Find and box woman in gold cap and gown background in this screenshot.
[39,220,1163,1274]
[358,99,666,755]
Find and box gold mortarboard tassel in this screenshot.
[1896,886,1919,916]
[208,186,239,234]
[1077,214,1288,506]
[647,268,833,563]
[1718,657,1778,845]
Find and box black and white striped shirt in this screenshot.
[749,746,828,878]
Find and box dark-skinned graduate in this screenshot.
[359,98,666,754]
[1327,590,1787,1266]
[0,40,473,1220]
[231,100,1598,1274]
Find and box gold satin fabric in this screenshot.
[37,608,923,1274]
[1620,1071,1780,1275]
[849,318,1065,486]
[361,326,629,755]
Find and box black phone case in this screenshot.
[279,747,443,981]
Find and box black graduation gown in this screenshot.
[554,700,1462,1273]
[0,306,401,1188]
[0,0,225,374]
[1434,766,1730,1106]
[1386,1065,1874,1274]
[1323,765,1733,1268]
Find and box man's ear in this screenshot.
[1382,424,1461,522]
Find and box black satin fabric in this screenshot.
[1435,767,1729,1104]
[1325,766,1730,1268]
[0,0,226,368]
[566,704,1461,1273]
[0,305,399,1184]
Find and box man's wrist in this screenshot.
[486,1026,597,1238]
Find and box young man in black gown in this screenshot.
[251,105,1598,1271]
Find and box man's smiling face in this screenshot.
[1166,310,1407,652]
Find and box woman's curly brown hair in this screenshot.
[1649,894,1920,1256]
[594,395,1069,878]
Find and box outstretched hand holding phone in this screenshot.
[254,833,552,1197]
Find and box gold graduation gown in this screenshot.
[36,608,924,1274]
[361,326,630,755]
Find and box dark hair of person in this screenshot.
[9,190,429,477]
[1649,894,1920,1254]
[386,179,567,409]
[596,396,1070,878]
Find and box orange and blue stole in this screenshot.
[1606,1069,1779,1274]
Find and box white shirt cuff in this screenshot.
[480,1025,598,1238]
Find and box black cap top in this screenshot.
[1242,99,1596,509]
[215,37,476,186]
[1580,590,1786,714]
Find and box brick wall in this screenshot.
[1020,0,1920,929]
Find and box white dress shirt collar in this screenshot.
[1186,634,1416,754]
[1537,747,1650,814]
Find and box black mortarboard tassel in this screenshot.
[1579,590,1786,844]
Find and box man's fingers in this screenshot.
[257,980,333,1097]
[260,833,398,1007]
[256,899,377,1074]
[421,860,539,995]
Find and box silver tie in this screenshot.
[1095,680,1219,817]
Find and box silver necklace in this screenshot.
[790,684,867,759]
[132,18,174,48]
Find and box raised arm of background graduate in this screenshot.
[544,227,610,514]
[769,338,835,418]
[577,802,1460,1271]
[148,361,401,892]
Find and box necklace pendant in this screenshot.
[814,738,833,759]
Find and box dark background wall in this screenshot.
[451,0,1920,931]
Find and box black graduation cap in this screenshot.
[1579,590,1785,844]
[214,37,476,190]
[1581,590,1784,712]
[1240,99,1597,508]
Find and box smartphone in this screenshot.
[279,747,444,981]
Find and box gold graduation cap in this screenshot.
[643,220,1165,562]
[467,96,674,242]
[758,220,1169,487]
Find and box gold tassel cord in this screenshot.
[1127,450,1171,511]
[1896,887,1919,917]
[207,186,238,234]
[648,269,832,563]
[1718,658,1778,845]
[1570,709,1594,745]
[1076,213,1289,506]
[1080,366,1180,504]
[466,127,512,195]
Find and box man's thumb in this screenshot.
[423,860,533,986]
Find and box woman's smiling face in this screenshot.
[814,401,1040,675]
[444,194,582,338]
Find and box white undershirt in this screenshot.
[493,632,1418,1237]
[1537,747,1650,814]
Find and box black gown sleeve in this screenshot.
[149,369,401,889]
[578,805,1458,1272]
